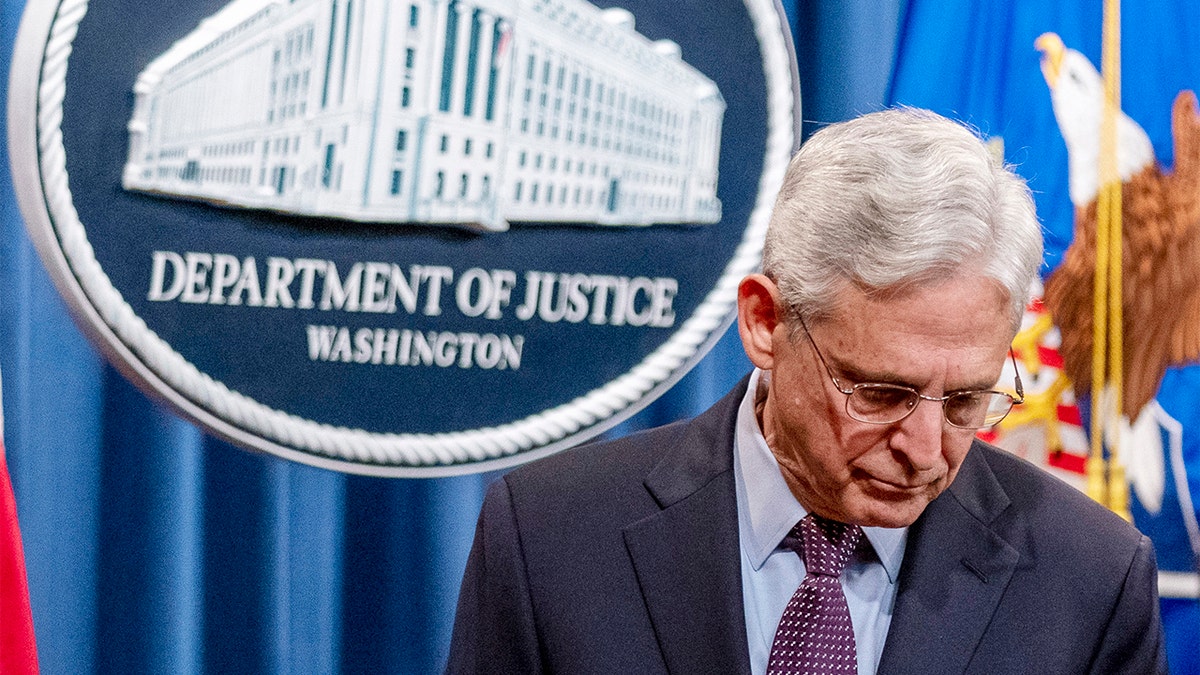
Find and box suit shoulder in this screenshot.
[501,377,746,507]
[973,443,1145,550]
[508,417,690,485]
[490,417,693,521]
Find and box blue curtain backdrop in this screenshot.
[0,1,903,672]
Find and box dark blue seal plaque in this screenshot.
[8,0,798,476]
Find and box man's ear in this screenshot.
[737,273,783,370]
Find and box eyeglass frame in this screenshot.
[795,314,1025,430]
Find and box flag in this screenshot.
[887,2,1200,672]
[0,369,37,674]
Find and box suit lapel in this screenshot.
[622,379,752,675]
[878,444,1027,674]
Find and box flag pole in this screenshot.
[1095,0,1131,520]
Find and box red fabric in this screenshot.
[0,444,37,674]
[1047,448,1088,475]
[1037,345,1065,369]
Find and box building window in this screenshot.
[464,138,472,156]
[514,181,522,201]
[482,175,491,197]
[405,47,416,69]
[485,23,502,121]
[322,144,335,188]
[463,10,482,117]
[395,129,407,152]
[409,4,419,28]
[435,171,445,198]
[460,173,469,198]
[440,135,449,153]
[485,142,494,158]
[439,0,460,112]
[390,170,403,195]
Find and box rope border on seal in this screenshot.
[32,0,794,471]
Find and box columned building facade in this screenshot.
[124,0,725,230]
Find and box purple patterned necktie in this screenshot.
[767,514,863,674]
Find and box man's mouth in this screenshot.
[857,470,934,495]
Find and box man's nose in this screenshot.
[889,397,946,472]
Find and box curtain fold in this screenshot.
[95,370,204,673]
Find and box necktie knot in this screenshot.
[785,514,862,578]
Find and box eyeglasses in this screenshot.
[797,316,1024,430]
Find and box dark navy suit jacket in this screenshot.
[446,378,1166,674]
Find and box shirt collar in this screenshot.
[734,368,908,583]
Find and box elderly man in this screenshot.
[446,109,1165,674]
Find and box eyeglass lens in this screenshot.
[845,384,1014,429]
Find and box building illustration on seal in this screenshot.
[121,0,726,231]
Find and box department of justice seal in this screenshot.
[7,0,799,476]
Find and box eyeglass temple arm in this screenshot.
[1009,350,1024,402]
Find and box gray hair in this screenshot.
[763,108,1043,329]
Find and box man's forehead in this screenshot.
[819,274,1012,324]
[810,275,1014,368]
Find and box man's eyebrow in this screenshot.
[830,356,1002,393]
[955,378,1007,393]
[825,356,909,387]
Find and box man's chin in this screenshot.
[850,486,938,528]
[855,507,925,529]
